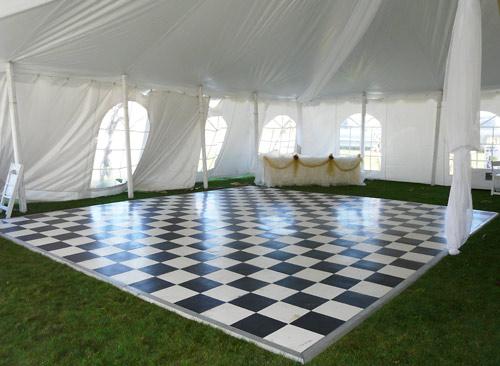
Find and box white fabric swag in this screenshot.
[441,0,482,255]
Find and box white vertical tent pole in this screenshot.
[430,92,443,185]
[5,61,27,213]
[253,92,259,157]
[199,86,208,189]
[295,101,303,154]
[121,74,134,199]
[360,91,367,158]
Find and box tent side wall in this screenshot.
[0,73,203,201]
[1,73,498,202]
[209,93,498,189]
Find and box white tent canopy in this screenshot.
[1,0,499,99]
[0,0,496,254]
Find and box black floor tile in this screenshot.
[232,314,286,338]
[106,251,140,262]
[227,263,262,276]
[282,292,327,310]
[176,294,223,313]
[230,293,276,312]
[131,277,173,293]
[333,291,378,308]
[321,274,360,289]
[146,252,179,262]
[181,277,221,292]
[311,261,346,273]
[95,263,133,276]
[339,249,370,259]
[269,262,303,275]
[365,272,404,287]
[390,258,423,270]
[275,276,315,291]
[228,277,268,292]
[225,251,258,262]
[291,312,344,335]
[64,251,99,263]
[351,260,385,271]
[140,263,177,276]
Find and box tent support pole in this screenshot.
[121,74,134,199]
[296,101,303,154]
[430,92,443,186]
[360,92,367,159]
[253,92,259,159]
[199,86,208,190]
[5,61,27,213]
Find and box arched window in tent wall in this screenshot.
[91,101,150,188]
[450,111,500,174]
[339,113,382,171]
[198,115,228,171]
[474,111,500,168]
[259,115,297,154]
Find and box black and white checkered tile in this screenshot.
[0,187,495,362]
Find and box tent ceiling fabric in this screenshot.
[0,0,56,18]
[1,0,499,99]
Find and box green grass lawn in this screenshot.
[1,179,499,365]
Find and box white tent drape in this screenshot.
[0,74,203,200]
[206,98,253,178]
[133,91,204,191]
[441,0,482,254]
[13,75,119,200]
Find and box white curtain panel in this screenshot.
[441,0,482,255]
[380,97,438,184]
[301,101,337,156]
[0,74,204,200]
[133,91,204,191]
[207,98,253,178]
[13,75,120,201]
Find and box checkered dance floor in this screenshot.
[0,187,495,362]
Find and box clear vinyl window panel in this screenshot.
[475,111,500,169]
[198,116,228,172]
[91,101,150,188]
[339,113,381,171]
[259,115,297,155]
[449,111,500,174]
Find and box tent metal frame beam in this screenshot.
[430,92,443,186]
[199,86,209,190]
[253,92,259,161]
[360,91,367,160]
[5,61,27,213]
[295,101,303,154]
[121,74,134,199]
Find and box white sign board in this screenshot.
[1,163,25,218]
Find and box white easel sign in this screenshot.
[1,163,25,218]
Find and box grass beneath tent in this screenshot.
[1,178,499,365]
